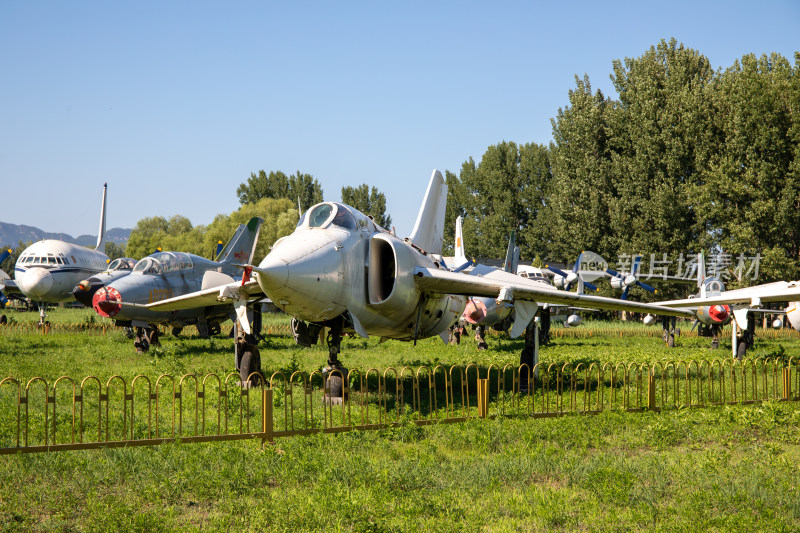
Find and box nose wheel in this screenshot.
[323,316,348,403]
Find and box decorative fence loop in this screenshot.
[1,357,798,454]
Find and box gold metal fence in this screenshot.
[1,357,797,454]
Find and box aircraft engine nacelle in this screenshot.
[695,304,732,326]
[785,302,800,330]
[610,277,624,290]
[367,234,421,322]
[643,314,656,326]
[567,314,582,327]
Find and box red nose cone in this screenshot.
[708,304,730,323]
[93,286,122,318]
[463,299,488,324]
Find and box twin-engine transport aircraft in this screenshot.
[8,183,111,321]
[142,170,694,384]
[90,217,264,353]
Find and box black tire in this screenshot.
[239,349,261,385]
[136,337,150,353]
[0,315,6,325]
[737,340,747,359]
[667,334,675,348]
[148,328,160,347]
[172,327,183,337]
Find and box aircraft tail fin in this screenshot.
[697,251,706,288]
[95,183,107,250]
[216,217,264,265]
[408,170,447,255]
[453,216,467,267]
[501,230,517,273]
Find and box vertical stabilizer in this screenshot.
[216,217,264,264]
[453,216,466,266]
[95,183,107,250]
[408,170,447,255]
[697,251,706,289]
[501,231,517,273]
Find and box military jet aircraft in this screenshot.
[91,217,263,352]
[72,257,137,307]
[142,170,695,386]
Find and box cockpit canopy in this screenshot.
[133,252,193,275]
[107,258,136,271]
[297,202,382,232]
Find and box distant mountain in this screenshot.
[0,222,131,249]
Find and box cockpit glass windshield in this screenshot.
[296,211,307,228]
[308,204,334,228]
[108,258,136,271]
[133,252,193,274]
[331,203,357,229]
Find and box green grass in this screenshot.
[1,309,800,531]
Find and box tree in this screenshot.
[0,241,31,277]
[104,242,127,261]
[690,51,800,284]
[448,141,551,261]
[340,184,392,229]
[236,170,323,209]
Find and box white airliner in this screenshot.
[10,184,111,309]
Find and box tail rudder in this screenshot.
[95,183,107,251]
[216,217,264,264]
[697,251,706,289]
[501,230,516,273]
[453,216,467,266]
[408,170,447,255]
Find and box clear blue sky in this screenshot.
[2,1,798,239]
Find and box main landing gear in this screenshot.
[235,307,263,386]
[733,311,756,359]
[133,326,160,353]
[661,316,679,348]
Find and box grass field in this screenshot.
[1,307,800,531]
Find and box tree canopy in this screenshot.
[236,170,323,210]
[446,39,800,291]
[340,184,392,229]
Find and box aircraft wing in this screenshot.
[143,279,264,311]
[414,266,694,318]
[653,281,800,309]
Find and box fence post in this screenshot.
[783,368,792,400]
[648,371,656,410]
[262,387,273,445]
[477,379,489,418]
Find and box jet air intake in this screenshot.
[367,235,419,321]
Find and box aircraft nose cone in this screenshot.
[93,286,122,318]
[17,267,54,300]
[73,278,100,307]
[255,255,289,289]
[255,231,346,320]
[709,304,730,323]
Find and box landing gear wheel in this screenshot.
[711,338,719,349]
[239,348,261,386]
[667,334,675,348]
[172,326,183,337]
[135,337,150,353]
[147,328,160,347]
[737,340,748,359]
